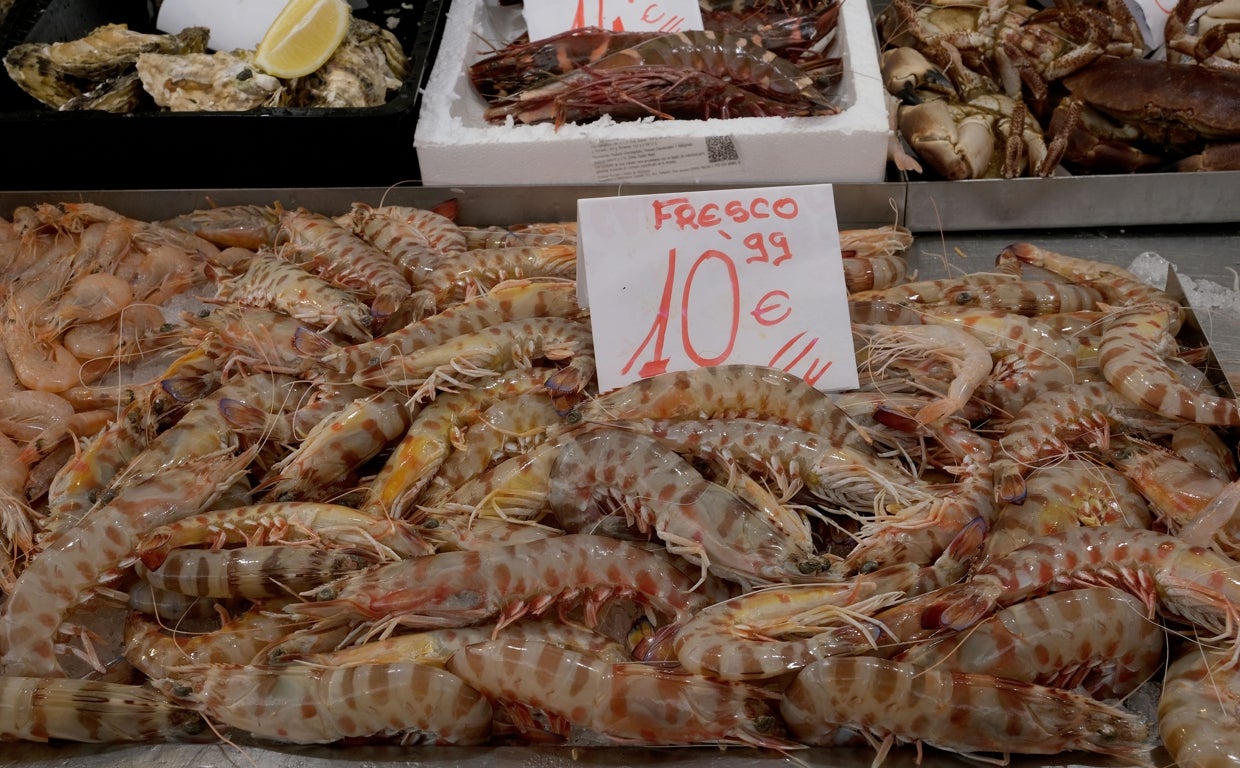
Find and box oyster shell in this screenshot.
[136,50,285,111]
[287,18,409,108]
[3,24,208,108]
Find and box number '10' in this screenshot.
[622,248,740,378]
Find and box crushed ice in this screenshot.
[1128,251,1240,318]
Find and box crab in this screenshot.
[881,46,1052,178]
[876,0,1143,108]
[1046,55,1240,172]
[1165,0,1240,71]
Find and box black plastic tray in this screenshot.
[0,0,446,189]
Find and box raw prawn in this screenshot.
[1099,303,1240,426]
[0,677,208,742]
[212,253,375,342]
[578,364,856,448]
[898,586,1163,699]
[0,449,254,676]
[1159,643,1240,768]
[285,534,723,638]
[135,501,433,565]
[155,661,492,744]
[327,278,582,374]
[547,427,824,585]
[780,656,1151,764]
[924,526,1240,659]
[447,638,796,748]
[275,208,412,321]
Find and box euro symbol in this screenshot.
[751,290,791,326]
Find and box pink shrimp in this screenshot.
[1001,242,1182,322]
[1107,434,1230,530]
[182,305,340,376]
[421,390,564,504]
[898,586,1163,699]
[123,600,306,679]
[160,203,281,250]
[284,534,722,638]
[780,656,1151,764]
[359,366,557,520]
[833,418,994,578]
[600,417,934,513]
[447,638,796,748]
[991,381,1176,503]
[155,661,492,744]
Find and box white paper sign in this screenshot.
[578,185,859,393]
[523,0,703,43]
[1121,0,1173,51]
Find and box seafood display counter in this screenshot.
[0,0,446,190]
[2,185,1239,768]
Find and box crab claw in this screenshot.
[880,46,955,104]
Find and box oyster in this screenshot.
[3,24,208,109]
[287,18,409,108]
[136,50,285,111]
[60,71,148,112]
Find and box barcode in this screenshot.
[706,135,739,164]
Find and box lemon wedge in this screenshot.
[254,0,350,79]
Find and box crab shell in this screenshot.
[1062,56,1240,144]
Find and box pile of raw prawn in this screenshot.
[1,198,1239,766]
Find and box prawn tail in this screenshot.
[920,583,996,631]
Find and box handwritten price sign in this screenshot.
[577,185,859,393]
[523,0,703,43]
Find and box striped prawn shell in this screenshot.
[897,586,1164,700]
[780,656,1150,760]
[285,533,721,630]
[447,638,792,747]
[275,208,412,320]
[0,677,208,743]
[1099,303,1240,426]
[212,254,374,342]
[156,662,492,744]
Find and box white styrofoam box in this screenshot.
[414,0,890,185]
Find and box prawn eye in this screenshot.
[858,560,880,574]
[315,586,338,601]
[953,291,973,305]
[1097,723,1118,740]
[797,559,822,574]
[753,715,776,733]
[421,518,440,529]
[564,409,582,425]
[197,309,211,318]
[171,684,194,698]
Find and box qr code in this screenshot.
[705,135,739,164]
